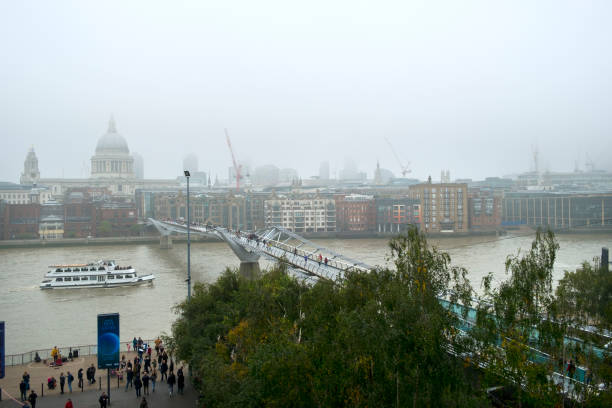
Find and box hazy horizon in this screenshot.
[1,1,611,183]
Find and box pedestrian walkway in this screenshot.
[1,351,197,407]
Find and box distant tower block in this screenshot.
[20,147,41,185]
[183,154,198,174]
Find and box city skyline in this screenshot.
[1,1,611,183]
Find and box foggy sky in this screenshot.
[1,1,611,183]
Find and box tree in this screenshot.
[474,230,563,407]
[170,227,486,407]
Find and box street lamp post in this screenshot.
[184,170,191,301]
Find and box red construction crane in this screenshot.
[225,128,241,191]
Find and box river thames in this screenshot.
[1,233,610,354]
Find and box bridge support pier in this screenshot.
[160,235,173,249]
[239,261,260,280]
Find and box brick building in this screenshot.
[408,183,468,233]
[468,189,503,231]
[375,196,420,233]
[1,203,41,239]
[335,194,376,233]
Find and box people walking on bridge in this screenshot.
[28,390,37,408]
[304,254,308,265]
[324,257,328,266]
[132,337,138,351]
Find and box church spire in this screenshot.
[108,115,117,133]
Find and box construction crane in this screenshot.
[225,128,242,191]
[384,137,411,177]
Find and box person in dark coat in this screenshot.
[77,368,83,388]
[125,367,134,390]
[59,372,66,394]
[99,392,109,408]
[142,372,150,395]
[167,371,176,397]
[160,361,168,381]
[28,390,38,408]
[177,370,185,395]
[134,375,143,397]
[19,380,27,401]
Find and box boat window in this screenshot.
[81,276,88,281]
[56,268,61,272]
[90,276,97,280]
[65,277,72,281]
[66,268,72,272]
[56,278,63,282]
[125,274,132,278]
[73,276,80,281]
[115,275,123,279]
[90,267,96,271]
[108,275,115,280]
[98,267,105,270]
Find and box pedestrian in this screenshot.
[134,375,143,397]
[23,371,30,390]
[127,342,131,353]
[60,372,66,394]
[142,372,150,395]
[28,390,37,408]
[125,367,133,391]
[177,370,185,395]
[77,368,83,389]
[150,369,157,393]
[67,371,74,393]
[139,397,148,408]
[324,257,328,266]
[132,337,138,352]
[304,254,308,265]
[98,392,109,408]
[65,398,73,408]
[167,371,176,397]
[160,360,168,381]
[19,379,27,401]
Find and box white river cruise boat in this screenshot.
[40,260,155,289]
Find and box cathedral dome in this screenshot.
[95,117,130,155]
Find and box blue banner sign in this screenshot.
[97,314,119,369]
[0,321,5,379]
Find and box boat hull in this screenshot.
[40,275,155,289]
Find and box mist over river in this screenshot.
[1,233,610,354]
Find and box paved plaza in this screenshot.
[1,352,198,407]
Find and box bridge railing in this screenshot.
[4,339,158,367]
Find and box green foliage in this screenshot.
[474,230,563,406]
[170,227,487,407]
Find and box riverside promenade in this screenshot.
[0,352,198,407]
